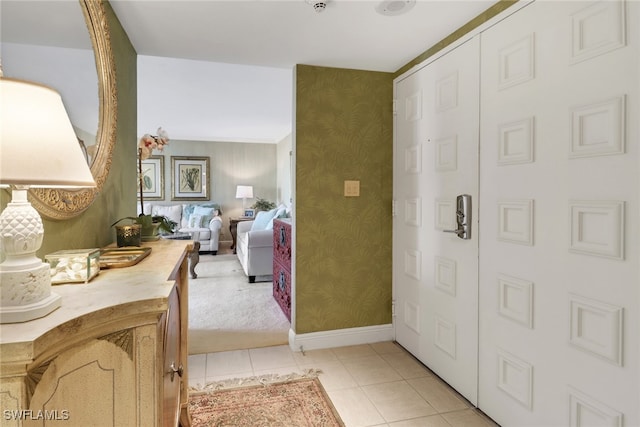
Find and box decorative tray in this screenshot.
[99,247,152,268]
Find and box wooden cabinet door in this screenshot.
[26,338,136,427]
[163,286,182,427]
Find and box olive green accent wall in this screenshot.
[395,0,519,78]
[294,64,393,334]
[0,1,137,257]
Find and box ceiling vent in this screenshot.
[376,0,416,16]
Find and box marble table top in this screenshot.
[0,239,190,363]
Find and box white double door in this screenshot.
[393,36,480,404]
[394,1,639,425]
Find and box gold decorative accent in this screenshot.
[99,247,152,269]
[26,360,53,407]
[394,0,520,78]
[99,329,134,360]
[29,0,117,219]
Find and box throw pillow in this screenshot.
[193,206,215,227]
[187,214,203,228]
[181,204,197,228]
[152,205,182,226]
[266,206,288,230]
[250,208,278,231]
[198,203,222,215]
[193,206,214,215]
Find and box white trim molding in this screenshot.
[288,324,394,352]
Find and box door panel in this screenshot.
[478,1,639,425]
[394,66,424,358]
[394,1,639,425]
[394,37,480,404]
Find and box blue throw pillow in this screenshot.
[181,204,197,228]
[250,208,278,231]
[187,214,204,228]
[266,207,288,230]
[198,203,222,215]
[193,206,215,226]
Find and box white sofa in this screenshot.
[236,206,289,283]
[140,202,223,254]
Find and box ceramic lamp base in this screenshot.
[0,263,61,323]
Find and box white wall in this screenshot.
[276,133,293,207]
[137,55,293,143]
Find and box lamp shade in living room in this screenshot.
[0,77,96,323]
[235,185,254,199]
[236,185,254,209]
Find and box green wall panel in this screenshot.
[295,64,393,334]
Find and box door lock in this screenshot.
[443,194,471,240]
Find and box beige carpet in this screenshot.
[188,254,290,355]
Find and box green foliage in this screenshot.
[251,198,276,212]
[111,214,177,233]
[150,215,177,233]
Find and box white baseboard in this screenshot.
[288,324,394,352]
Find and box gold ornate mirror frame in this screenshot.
[29,0,117,220]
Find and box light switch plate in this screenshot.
[344,180,360,197]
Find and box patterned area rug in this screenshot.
[189,378,344,427]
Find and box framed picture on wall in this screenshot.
[139,155,164,200]
[171,156,210,200]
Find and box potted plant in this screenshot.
[112,128,174,243]
[111,215,176,240]
[251,197,276,212]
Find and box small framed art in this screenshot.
[139,155,164,200]
[243,209,255,218]
[171,156,210,201]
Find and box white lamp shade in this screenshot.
[235,185,254,199]
[0,78,96,187]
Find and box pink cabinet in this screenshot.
[273,218,291,321]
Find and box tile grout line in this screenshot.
[190,343,497,426]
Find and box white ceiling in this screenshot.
[110,0,495,72]
[1,0,496,143]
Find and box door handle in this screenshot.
[443,194,471,240]
[168,362,183,382]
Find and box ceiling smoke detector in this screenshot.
[306,0,328,13]
[376,0,416,16]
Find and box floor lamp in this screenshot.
[0,77,96,323]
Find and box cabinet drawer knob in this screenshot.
[169,362,183,381]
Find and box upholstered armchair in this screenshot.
[235,220,274,283]
[235,205,289,282]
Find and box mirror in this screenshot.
[0,0,116,220]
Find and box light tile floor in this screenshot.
[188,341,499,427]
